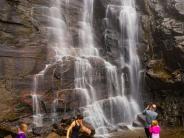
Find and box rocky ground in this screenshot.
[27,128,184,138]
[0,114,183,138]
[0,114,95,138]
[109,128,184,138]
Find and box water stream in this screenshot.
[31,0,142,135]
[32,65,50,127]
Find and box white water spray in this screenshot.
[32,65,50,127]
[119,0,141,101]
[31,0,142,135]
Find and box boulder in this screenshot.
[132,114,145,127]
[132,120,144,127]
[166,0,184,17]
[0,122,17,138]
[32,126,52,136]
[117,123,129,130]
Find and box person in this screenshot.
[16,123,28,138]
[143,104,158,138]
[149,120,160,138]
[66,114,91,138]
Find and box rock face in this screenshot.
[0,0,184,136]
[0,0,105,137]
[138,0,184,127]
[0,0,47,123]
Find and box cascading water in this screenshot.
[32,65,49,127]
[74,0,141,135]
[31,0,71,126]
[32,75,43,127]
[48,0,71,58]
[103,0,141,131]
[48,0,73,122]
[74,0,109,134]
[119,0,142,119]
[78,0,99,56]
[31,0,142,135]
[119,0,141,101]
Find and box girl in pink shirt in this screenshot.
[149,120,160,138]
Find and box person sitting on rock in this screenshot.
[16,122,28,138]
[66,114,91,138]
[143,104,158,138]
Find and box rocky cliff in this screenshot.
[138,0,184,127]
[0,0,184,136]
[0,0,47,121]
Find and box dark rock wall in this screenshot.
[0,0,48,121]
[0,0,184,128]
[139,0,184,127]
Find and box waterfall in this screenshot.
[30,0,141,135]
[75,0,109,134]
[48,0,71,59]
[119,0,141,120]
[75,0,141,135]
[78,0,99,56]
[119,0,141,101]
[49,0,74,123]
[104,0,141,129]
[32,75,43,127]
[32,65,49,127]
[31,0,71,126]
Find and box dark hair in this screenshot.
[52,123,58,129]
[77,114,83,120]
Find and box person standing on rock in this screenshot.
[143,104,158,138]
[66,114,91,138]
[16,123,28,138]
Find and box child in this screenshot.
[16,123,28,138]
[149,120,160,138]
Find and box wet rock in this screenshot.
[161,18,184,35]
[132,121,144,127]
[174,0,184,16]
[136,114,146,125]
[82,121,95,136]
[0,122,17,138]
[32,126,52,136]
[166,0,184,17]
[117,123,129,130]
[146,60,184,91]
[132,114,145,127]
